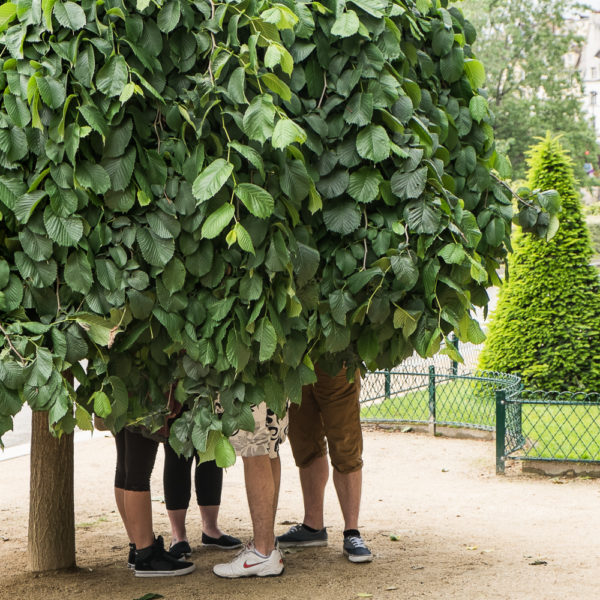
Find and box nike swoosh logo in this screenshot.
[243,560,265,568]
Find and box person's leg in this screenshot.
[195,459,223,538]
[243,454,276,555]
[298,454,329,530]
[124,491,155,549]
[114,430,134,543]
[163,441,193,544]
[332,468,362,531]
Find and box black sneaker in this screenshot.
[169,540,192,560]
[201,532,243,550]
[134,536,196,577]
[343,533,373,563]
[276,524,328,548]
[127,543,136,569]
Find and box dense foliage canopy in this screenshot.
[0,0,559,461]
[480,135,600,392]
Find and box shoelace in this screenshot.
[345,535,367,549]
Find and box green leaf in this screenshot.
[322,201,361,235]
[53,1,85,30]
[162,257,186,294]
[391,167,427,199]
[234,222,255,254]
[234,183,274,219]
[65,251,93,294]
[331,10,360,37]
[136,228,175,267]
[344,93,373,126]
[75,162,111,194]
[347,167,382,203]
[464,59,486,89]
[214,434,236,468]
[0,3,17,31]
[43,206,83,246]
[36,77,66,109]
[438,243,467,265]
[4,94,30,127]
[103,147,136,191]
[192,159,234,203]
[157,0,180,33]
[404,200,441,235]
[356,125,390,162]
[272,118,307,149]
[469,96,488,123]
[92,391,111,418]
[255,317,277,361]
[96,55,129,98]
[227,67,247,104]
[243,94,276,143]
[260,73,292,102]
[79,105,108,137]
[229,142,265,179]
[201,203,235,239]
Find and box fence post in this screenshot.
[495,390,506,475]
[450,333,458,375]
[428,365,436,436]
[384,369,391,400]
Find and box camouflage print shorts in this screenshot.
[230,402,288,459]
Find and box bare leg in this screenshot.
[271,456,281,529]
[199,505,222,539]
[243,455,278,555]
[123,490,155,549]
[167,508,188,543]
[298,455,329,530]
[114,487,134,543]
[332,468,362,531]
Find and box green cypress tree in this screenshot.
[479,135,600,391]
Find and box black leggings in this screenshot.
[114,428,159,492]
[163,441,223,510]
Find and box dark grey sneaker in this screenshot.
[169,540,192,560]
[276,524,328,548]
[134,536,195,577]
[201,532,243,550]
[343,534,373,563]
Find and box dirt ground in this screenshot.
[1,427,599,600]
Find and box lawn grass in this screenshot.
[361,379,600,461]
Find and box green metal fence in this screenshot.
[361,341,600,474]
[497,389,600,472]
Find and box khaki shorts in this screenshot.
[288,365,363,474]
[230,402,288,459]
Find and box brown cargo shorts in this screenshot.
[288,364,363,474]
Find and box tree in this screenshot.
[479,134,600,391]
[0,0,559,570]
[459,0,598,181]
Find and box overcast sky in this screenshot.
[584,0,600,9]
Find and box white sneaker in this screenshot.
[213,542,284,578]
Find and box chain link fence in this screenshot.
[361,338,600,473]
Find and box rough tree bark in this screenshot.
[27,410,75,571]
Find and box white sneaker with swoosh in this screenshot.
[213,542,284,578]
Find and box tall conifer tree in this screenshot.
[480,135,600,391]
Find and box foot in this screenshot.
[127,543,136,569]
[276,523,328,548]
[343,532,373,563]
[202,532,243,550]
[213,542,284,578]
[134,536,196,577]
[169,540,192,560]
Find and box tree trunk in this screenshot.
[28,410,76,571]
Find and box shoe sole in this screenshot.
[213,567,285,579]
[202,543,244,550]
[277,540,328,548]
[343,550,373,563]
[135,564,196,577]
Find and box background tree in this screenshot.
[479,135,600,391]
[459,0,598,181]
